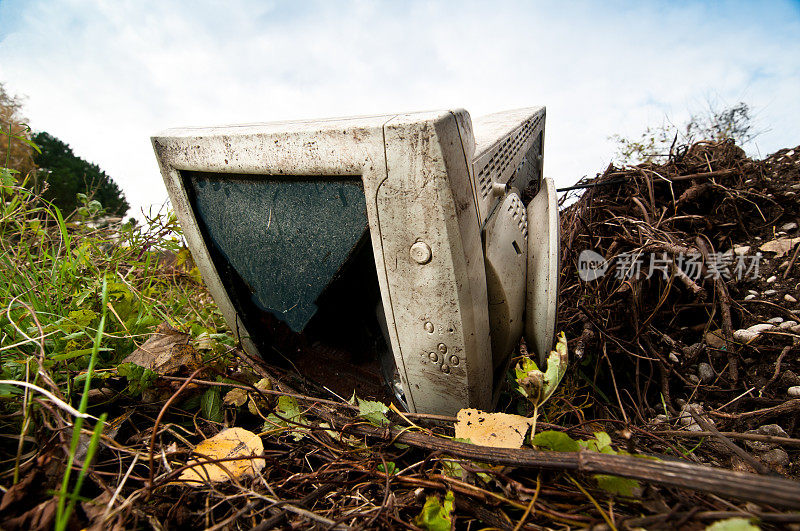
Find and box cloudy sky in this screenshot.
[1,0,799,218]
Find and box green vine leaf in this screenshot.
[531,430,580,452]
[413,490,455,531]
[515,332,568,407]
[357,398,390,427]
[265,395,305,441]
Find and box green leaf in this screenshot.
[593,431,612,450]
[265,396,305,441]
[0,382,20,397]
[377,461,396,475]
[117,362,158,395]
[593,474,641,497]
[275,395,302,422]
[52,347,113,362]
[413,490,455,531]
[532,430,581,452]
[515,331,568,405]
[201,388,223,422]
[441,459,491,484]
[705,517,760,531]
[441,460,465,480]
[1,167,17,186]
[540,331,569,403]
[357,398,390,427]
[515,356,539,383]
[63,309,98,333]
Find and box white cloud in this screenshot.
[1,0,798,217]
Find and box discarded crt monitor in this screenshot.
[152,108,558,416]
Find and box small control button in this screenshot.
[424,321,434,333]
[450,355,460,366]
[437,343,447,354]
[441,364,450,374]
[410,241,432,264]
[429,352,438,362]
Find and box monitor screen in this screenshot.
[183,171,369,332]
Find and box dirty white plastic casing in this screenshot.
[525,177,560,363]
[483,190,528,369]
[152,107,551,416]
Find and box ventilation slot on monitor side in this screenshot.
[473,113,544,224]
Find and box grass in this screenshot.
[0,137,231,523]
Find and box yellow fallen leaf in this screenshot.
[759,237,800,258]
[454,409,532,449]
[178,427,265,484]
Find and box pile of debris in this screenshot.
[559,139,800,475]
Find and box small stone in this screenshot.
[767,316,784,324]
[764,290,777,296]
[779,261,790,269]
[688,374,701,384]
[744,294,756,301]
[678,403,713,431]
[745,424,789,452]
[733,323,774,344]
[788,386,800,397]
[792,183,800,190]
[734,245,751,256]
[704,329,727,349]
[697,362,715,383]
[748,290,759,295]
[779,320,798,329]
[734,329,759,343]
[760,448,790,467]
[781,222,798,232]
[653,414,669,424]
[669,352,680,363]
[767,275,777,283]
[776,231,787,236]
[748,323,775,334]
[785,294,797,303]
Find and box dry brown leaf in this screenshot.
[178,427,265,484]
[454,409,532,449]
[223,388,248,407]
[121,322,199,375]
[247,378,274,415]
[759,237,800,258]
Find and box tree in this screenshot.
[612,101,759,165]
[0,82,37,179]
[32,131,129,217]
